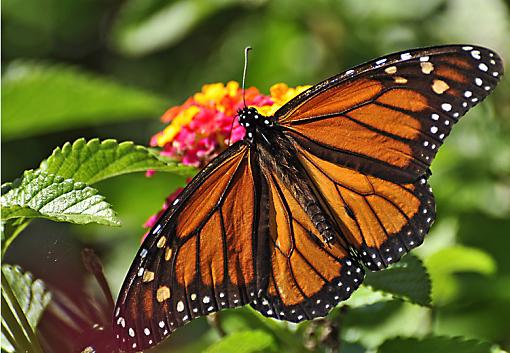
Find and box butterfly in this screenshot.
[113,45,503,351]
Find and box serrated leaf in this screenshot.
[425,246,496,305]
[203,330,277,353]
[39,138,196,184]
[1,170,120,226]
[378,336,492,353]
[343,285,393,308]
[2,61,167,140]
[2,265,50,353]
[364,254,431,306]
[2,265,51,329]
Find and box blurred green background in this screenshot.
[2,0,510,352]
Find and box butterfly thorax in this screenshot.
[237,107,275,143]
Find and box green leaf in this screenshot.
[364,254,431,306]
[2,265,51,330]
[2,61,167,140]
[425,246,497,305]
[1,170,120,226]
[39,138,196,184]
[344,285,393,308]
[378,336,493,353]
[203,330,277,353]
[2,265,50,353]
[111,0,238,56]
[1,218,31,255]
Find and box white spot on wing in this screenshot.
[400,52,412,60]
[153,224,162,234]
[441,103,452,112]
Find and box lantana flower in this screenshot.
[144,81,310,231]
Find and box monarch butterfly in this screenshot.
[114,45,503,351]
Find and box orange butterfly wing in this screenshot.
[114,143,268,351]
[297,147,434,270]
[250,170,363,321]
[278,45,503,183]
[275,45,502,268]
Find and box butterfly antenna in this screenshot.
[227,46,252,146]
[242,46,252,107]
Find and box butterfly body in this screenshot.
[239,106,342,245]
[114,45,503,352]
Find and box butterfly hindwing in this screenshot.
[250,171,363,321]
[297,147,435,270]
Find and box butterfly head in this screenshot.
[237,106,273,142]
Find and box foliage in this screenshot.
[377,336,493,353]
[1,61,168,141]
[1,170,120,226]
[40,138,195,184]
[1,265,51,353]
[2,0,510,352]
[365,254,431,306]
[203,330,277,353]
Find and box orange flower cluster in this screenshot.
[150,81,310,167]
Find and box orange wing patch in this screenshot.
[249,172,363,322]
[198,212,224,286]
[279,79,383,124]
[376,88,428,112]
[287,116,417,169]
[297,147,434,271]
[176,152,243,238]
[348,103,422,140]
[277,46,502,184]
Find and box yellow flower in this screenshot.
[157,106,200,146]
[193,81,240,111]
[257,83,312,116]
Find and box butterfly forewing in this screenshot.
[278,45,503,183]
[114,142,266,351]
